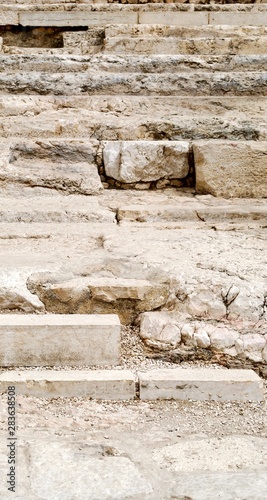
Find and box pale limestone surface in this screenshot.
[0,370,136,399]
[0,314,121,366]
[194,140,267,197]
[103,140,189,183]
[139,368,264,401]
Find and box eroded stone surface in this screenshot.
[194,140,267,198]
[103,140,189,184]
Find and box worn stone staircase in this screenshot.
[0,0,266,400]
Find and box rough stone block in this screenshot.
[193,141,267,197]
[103,141,189,183]
[0,314,121,367]
[0,370,135,399]
[139,368,264,401]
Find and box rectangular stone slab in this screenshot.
[19,11,138,27]
[193,140,267,198]
[0,314,120,367]
[0,370,135,399]
[138,368,264,401]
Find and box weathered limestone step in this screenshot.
[28,277,170,323]
[0,96,265,142]
[0,314,120,367]
[194,140,267,197]
[105,36,267,56]
[117,204,267,223]
[0,370,135,399]
[0,196,116,223]
[0,139,104,195]
[106,25,267,39]
[2,4,267,27]
[0,368,263,401]
[0,71,265,96]
[139,368,264,401]
[1,54,266,73]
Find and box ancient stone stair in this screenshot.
[0,1,266,400]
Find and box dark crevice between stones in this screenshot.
[0,26,88,48]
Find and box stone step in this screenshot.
[104,36,267,56]
[0,138,266,196]
[106,25,267,39]
[27,277,170,324]
[0,95,265,142]
[117,204,267,224]
[0,368,263,401]
[0,196,116,223]
[0,370,136,399]
[0,314,121,367]
[0,71,265,96]
[1,54,266,73]
[2,4,267,28]
[138,368,264,401]
[3,0,266,4]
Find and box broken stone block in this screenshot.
[103,141,190,184]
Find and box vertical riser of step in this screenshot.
[0,314,120,367]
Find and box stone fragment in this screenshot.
[139,368,264,401]
[243,333,266,362]
[0,270,44,313]
[103,141,189,184]
[0,314,121,367]
[181,323,195,346]
[0,370,135,400]
[194,141,267,198]
[194,328,211,348]
[186,288,226,320]
[139,312,181,349]
[210,327,240,351]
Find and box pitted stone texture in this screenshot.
[0,370,135,400]
[0,314,120,367]
[194,140,267,198]
[139,368,264,401]
[0,139,103,195]
[137,312,267,362]
[103,141,190,184]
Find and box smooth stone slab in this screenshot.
[210,12,267,26]
[19,11,138,27]
[139,12,209,26]
[194,140,267,198]
[29,440,153,499]
[139,368,264,401]
[0,314,121,367]
[0,370,135,399]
